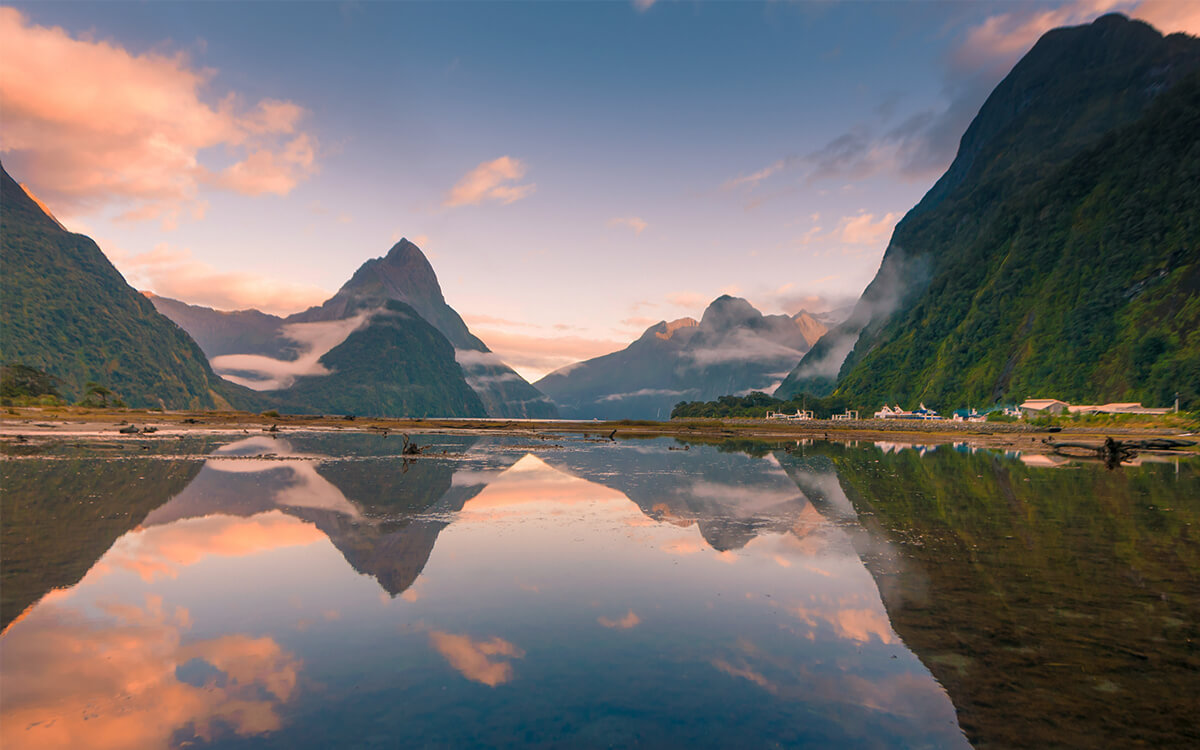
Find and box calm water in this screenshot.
[1,433,1197,749]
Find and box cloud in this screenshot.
[957,1,1128,71]
[461,313,537,329]
[429,632,525,686]
[1135,0,1200,35]
[597,610,641,629]
[464,328,625,382]
[667,291,709,310]
[607,215,648,235]
[453,349,511,369]
[209,311,373,390]
[835,211,903,246]
[0,8,318,225]
[98,511,328,583]
[207,133,317,196]
[443,156,535,207]
[769,291,857,318]
[790,598,897,645]
[0,597,303,750]
[794,211,901,250]
[598,388,697,402]
[724,159,789,190]
[118,243,330,315]
[684,331,807,368]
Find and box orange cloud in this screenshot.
[209,133,317,196]
[711,657,773,691]
[0,8,318,225]
[98,511,327,583]
[957,1,1200,73]
[790,598,897,645]
[597,610,641,629]
[443,156,535,207]
[836,211,901,246]
[666,291,709,310]
[607,215,648,235]
[0,598,301,750]
[120,243,330,315]
[429,632,525,686]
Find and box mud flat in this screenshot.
[0,406,1196,458]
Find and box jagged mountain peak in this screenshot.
[339,237,445,306]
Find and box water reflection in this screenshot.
[776,441,1200,749]
[3,593,300,750]
[15,432,1191,746]
[0,457,202,629]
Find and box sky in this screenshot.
[3,0,1199,381]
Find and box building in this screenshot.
[1068,402,1173,415]
[1019,398,1069,416]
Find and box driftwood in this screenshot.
[401,434,424,456]
[1045,435,1194,469]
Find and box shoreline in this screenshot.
[1,406,1196,458]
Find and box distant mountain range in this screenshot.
[149,239,557,418]
[778,14,1200,409]
[536,295,827,419]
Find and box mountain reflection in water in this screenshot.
[2,433,1195,748]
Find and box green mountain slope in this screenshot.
[778,15,1200,406]
[0,163,246,409]
[834,72,1200,408]
[265,301,488,417]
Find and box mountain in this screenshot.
[778,15,1200,408]
[535,295,825,419]
[264,300,488,417]
[143,294,296,360]
[152,239,557,418]
[0,163,246,409]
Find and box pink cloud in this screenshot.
[465,327,625,381]
[597,610,641,629]
[607,216,648,235]
[957,1,1126,70]
[666,291,709,310]
[0,598,302,750]
[114,242,331,315]
[443,156,535,207]
[0,8,318,225]
[429,632,525,686]
[208,134,317,196]
[723,159,788,190]
[835,211,902,246]
[956,1,1200,75]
